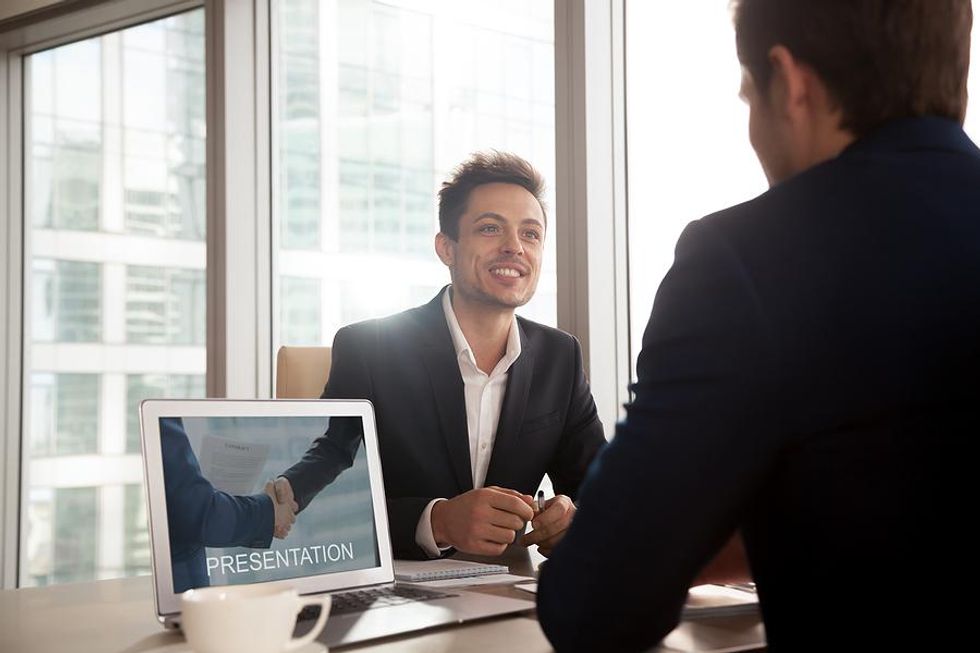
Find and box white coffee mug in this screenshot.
[181,584,331,653]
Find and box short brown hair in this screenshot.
[438,151,546,241]
[733,0,972,136]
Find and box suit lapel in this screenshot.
[485,320,534,486]
[418,289,473,492]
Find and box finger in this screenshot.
[531,496,574,530]
[489,487,536,506]
[479,523,520,545]
[532,526,567,550]
[486,491,534,520]
[531,501,571,531]
[525,511,573,546]
[274,477,291,503]
[486,506,528,531]
[522,522,567,547]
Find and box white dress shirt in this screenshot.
[414,288,522,557]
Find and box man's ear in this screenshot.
[766,45,811,123]
[435,232,455,267]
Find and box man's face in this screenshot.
[741,68,793,185]
[436,182,545,310]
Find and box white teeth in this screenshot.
[491,268,521,278]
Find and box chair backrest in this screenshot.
[275,346,332,398]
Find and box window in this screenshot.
[31,259,101,343]
[625,2,768,375]
[967,1,980,142]
[29,373,100,457]
[123,484,151,577]
[126,266,206,345]
[274,0,557,356]
[280,276,322,345]
[125,374,206,453]
[20,9,207,587]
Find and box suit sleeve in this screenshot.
[162,417,274,556]
[281,326,368,511]
[548,337,607,499]
[537,220,782,651]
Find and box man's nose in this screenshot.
[501,229,524,255]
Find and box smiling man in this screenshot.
[276,152,606,559]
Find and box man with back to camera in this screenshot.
[273,152,607,559]
[538,0,980,650]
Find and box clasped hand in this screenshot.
[264,477,299,539]
[431,486,576,557]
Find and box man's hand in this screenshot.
[519,494,575,557]
[265,478,298,539]
[430,486,535,556]
[272,476,300,514]
[692,533,752,586]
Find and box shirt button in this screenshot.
[481,443,488,450]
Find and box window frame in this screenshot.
[555,0,630,435]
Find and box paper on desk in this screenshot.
[661,619,766,653]
[404,573,533,588]
[681,584,759,619]
[198,435,270,495]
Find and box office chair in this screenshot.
[275,346,332,398]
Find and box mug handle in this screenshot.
[284,594,332,651]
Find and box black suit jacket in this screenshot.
[538,117,980,651]
[283,288,606,559]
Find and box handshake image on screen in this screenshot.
[161,415,364,592]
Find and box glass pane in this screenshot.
[21,9,206,587]
[124,484,152,576]
[274,0,557,355]
[125,374,205,453]
[52,487,98,584]
[625,2,773,375]
[966,1,980,142]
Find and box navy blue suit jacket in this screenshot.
[161,417,273,593]
[282,288,606,559]
[538,118,980,651]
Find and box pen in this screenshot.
[536,490,546,513]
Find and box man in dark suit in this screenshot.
[275,152,606,559]
[538,1,979,650]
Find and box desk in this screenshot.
[0,548,765,652]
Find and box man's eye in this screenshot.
[524,230,541,240]
[479,224,500,233]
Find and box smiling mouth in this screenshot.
[490,266,526,278]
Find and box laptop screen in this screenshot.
[143,400,390,612]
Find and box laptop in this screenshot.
[139,398,534,647]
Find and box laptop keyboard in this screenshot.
[299,585,457,619]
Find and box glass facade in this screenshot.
[274,0,557,356]
[21,10,207,586]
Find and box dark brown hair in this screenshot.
[438,151,546,241]
[733,0,972,136]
